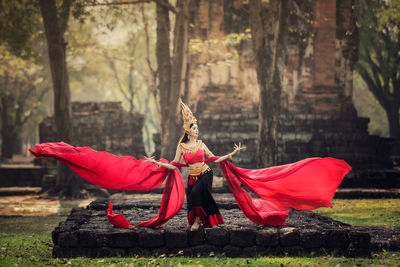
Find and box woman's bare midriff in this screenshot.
[188,162,206,171]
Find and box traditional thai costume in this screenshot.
[181,142,223,228]
[29,100,351,229]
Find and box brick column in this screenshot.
[312,0,336,87]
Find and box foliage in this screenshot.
[353,72,389,137]
[66,3,160,153]
[315,199,400,226]
[355,0,400,140]
[0,0,42,58]
[0,45,50,158]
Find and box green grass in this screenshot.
[0,199,400,266]
[315,199,400,226]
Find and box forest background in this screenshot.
[0,0,398,161]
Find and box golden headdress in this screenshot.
[180,99,197,133]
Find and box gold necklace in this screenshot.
[180,140,201,154]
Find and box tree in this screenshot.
[355,0,400,152]
[248,0,292,167]
[0,47,49,159]
[37,0,94,197]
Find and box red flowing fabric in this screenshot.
[29,142,351,228]
[219,158,351,225]
[29,142,185,228]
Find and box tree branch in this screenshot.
[21,85,50,125]
[103,51,130,101]
[85,0,152,6]
[85,0,177,13]
[59,0,72,34]
[358,64,387,107]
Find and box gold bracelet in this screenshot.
[157,161,162,168]
[228,154,233,160]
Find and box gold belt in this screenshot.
[189,164,210,176]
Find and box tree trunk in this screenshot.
[386,103,400,154]
[157,0,190,160]
[249,0,290,167]
[156,0,171,146]
[1,96,17,159]
[39,0,83,198]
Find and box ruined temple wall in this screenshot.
[189,0,358,116]
[188,0,259,113]
[39,102,146,161]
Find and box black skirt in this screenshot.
[186,168,224,228]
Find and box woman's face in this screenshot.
[189,123,199,138]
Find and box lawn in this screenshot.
[0,198,399,266]
[315,199,400,226]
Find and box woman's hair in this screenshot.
[180,123,194,143]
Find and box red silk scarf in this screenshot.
[29,142,351,228]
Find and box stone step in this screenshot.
[0,165,48,187]
[51,199,399,258]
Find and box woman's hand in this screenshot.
[232,142,246,156]
[145,156,157,164]
[144,156,177,170]
[215,142,246,163]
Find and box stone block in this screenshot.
[78,229,106,248]
[105,229,138,248]
[301,229,324,248]
[137,228,164,248]
[346,248,371,258]
[188,228,206,246]
[389,237,400,251]
[205,227,229,247]
[230,228,256,247]
[256,228,279,247]
[325,229,349,248]
[279,227,300,247]
[349,231,371,249]
[165,228,188,248]
[223,245,242,257]
[58,231,78,248]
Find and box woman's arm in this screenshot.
[203,142,245,163]
[145,156,177,170]
[145,144,183,170]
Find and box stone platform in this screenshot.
[51,195,400,258]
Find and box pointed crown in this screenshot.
[180,99,197,134]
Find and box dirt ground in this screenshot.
[0,193,95,216]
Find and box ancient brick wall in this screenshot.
[188,0,358,116]
[39,102,146,161]
[186,0,396,175]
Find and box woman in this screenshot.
[145,100,244,231]
[29,100,351,229]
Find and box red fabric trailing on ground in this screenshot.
[29,142,185,228]
[107,201,134,229]
[219,158,351,225]
[29,142,351,228]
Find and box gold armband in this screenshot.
[157,161,162,168]
[228,154,233,160]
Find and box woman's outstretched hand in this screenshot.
[215,142,246,163]
[144,156,177,170]
[145,156,157,164]
[232,142,246,156]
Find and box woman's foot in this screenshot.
[190,216,201,231]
